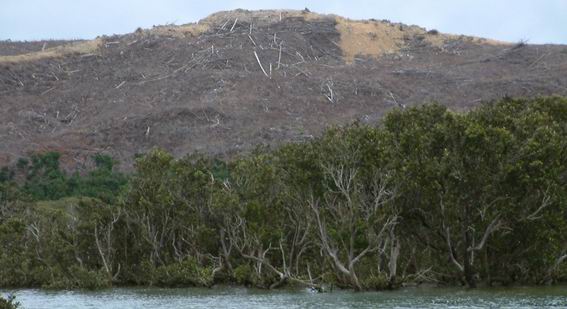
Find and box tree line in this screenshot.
[1,96,566,291]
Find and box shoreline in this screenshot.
[3,282,567,293]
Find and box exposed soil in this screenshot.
[1,9,567,170]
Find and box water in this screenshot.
[3,286,567,308]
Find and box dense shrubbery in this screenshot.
[1,97,566,291]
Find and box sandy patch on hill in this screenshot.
[336,17,443,63]
[334,16,510,63]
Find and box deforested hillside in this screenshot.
[1,9,567,169]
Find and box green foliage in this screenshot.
[155,258,214,287]
[362,273,390,290]
[0,218,30,287]
[16,158,28,170]
[0,167,14,183]
[14,152,127,202]
[0,294,20,309]
[127,260,157,286]
[0,96,566,290]
[233,264,254,285]
[41,266,110,290]
[67,154,127,203]
[67,266,112,290]
[22,152,68,200]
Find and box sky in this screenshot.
[1,0,566,44]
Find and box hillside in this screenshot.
[1,9,567,170]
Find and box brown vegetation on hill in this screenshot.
[1,9,566,170]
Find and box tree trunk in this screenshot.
[348,265,363,291]
[463,205,476,288]
[388,237,400,287]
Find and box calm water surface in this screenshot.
[3,286,567,308]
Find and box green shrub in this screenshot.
[156,258,213,287]
[0,167,13,183]
[362,273,389,290]
[42,277,74,290]
[125,260,156,286]
[233,264,254,285]
[321,271,338,286]
[0,254,31,287]
[40,266,110,290]
[68,266,111,290]
[0,294,20,309]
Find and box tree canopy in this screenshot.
[1,96,566,290]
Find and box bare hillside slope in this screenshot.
[1,9,567,169]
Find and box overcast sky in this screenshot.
[1,0,566,44]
